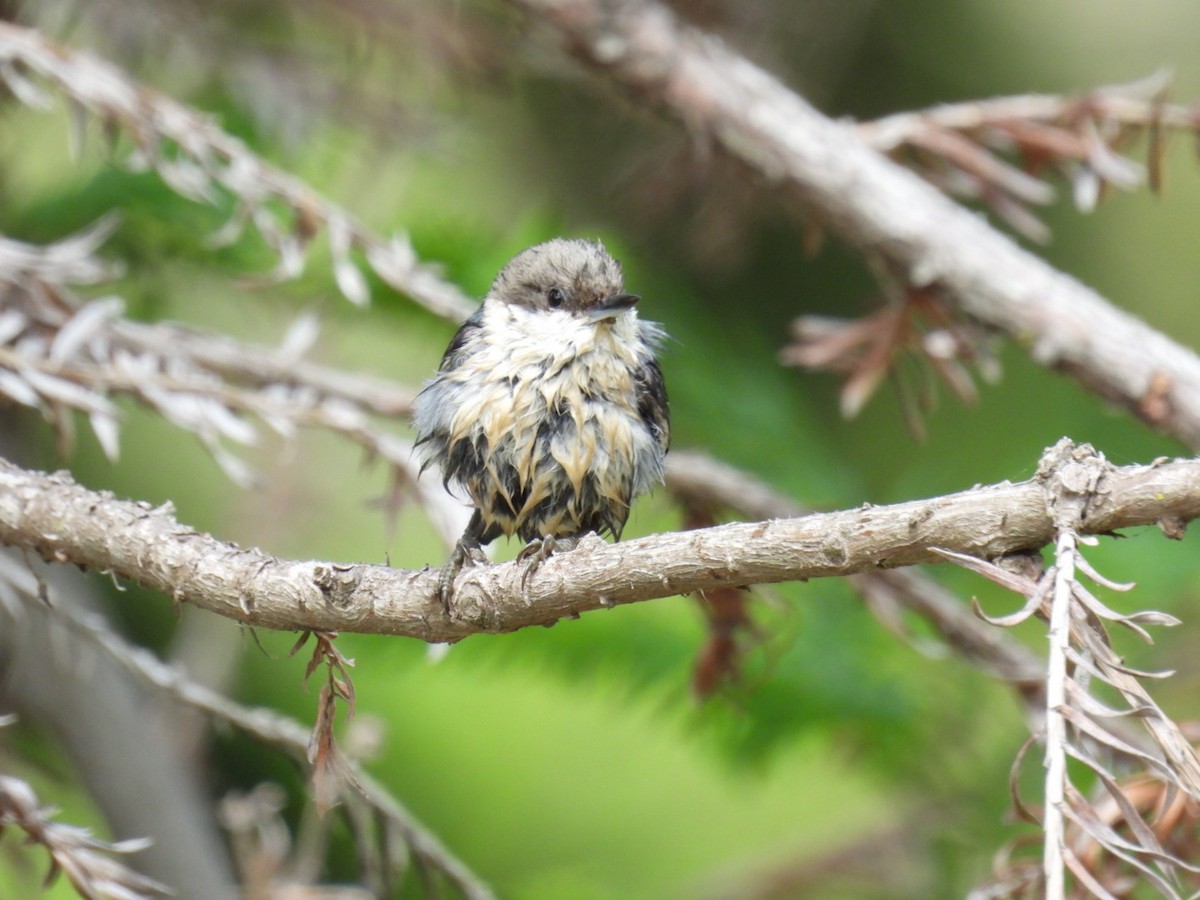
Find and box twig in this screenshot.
[1040,447,1103,900]
[0,21,475,321]
[1044,529,1075,900]
[940,440,1200,898]
[858,76,1193,152]
[0,563,495,900]
[504,0,1200,451]
[0,748,172,899]
[1,445,1197,642]
[858,74,1184,240]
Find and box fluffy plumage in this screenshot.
[413,239,669,598]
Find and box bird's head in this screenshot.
[490,238,639,324]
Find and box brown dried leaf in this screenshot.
[1008,733,1042,825]
[1061,842,1123,900]
[1060,794,1186,897]
[1059,706,1181,787]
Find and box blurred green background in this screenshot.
[3,1,1200,897]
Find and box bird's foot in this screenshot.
[438,539,488,613]
[517,534,581,588]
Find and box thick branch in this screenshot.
[1,450,1196,643]
[506,0,1200,450]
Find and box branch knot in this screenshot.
[1037,437,1111,530]
[312,564,363,607]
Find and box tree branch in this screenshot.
[0,754,171,900]
[667,450,1048,708]
[1,446,1195,642]
[0,21,475,320]
[0,571,495,900]
[504,0,1200,450]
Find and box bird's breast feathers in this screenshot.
[414,297,665,535]
[443,299,650,440]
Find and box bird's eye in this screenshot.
[547,288,565,308]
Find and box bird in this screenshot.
[412,238,670,607]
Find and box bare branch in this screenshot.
[504,0,1200,450]
[0,560,495,900]
[1044,513,1078,899]
[0,741,172,899]
[1,445,1196,642]
[0,21,475,321]
[667,450,1048,714]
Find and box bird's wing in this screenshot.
[437,306,486,373]
[635,357,670,454]
[412,307,486,459]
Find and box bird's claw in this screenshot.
[438,540,487,613]
[517,534,580,588]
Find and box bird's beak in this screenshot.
[588,293,640,323]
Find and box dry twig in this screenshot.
[0,20,474,321]
[293,630,357,814]
[940,440,1200,899]
[781,285,1001,437]
[857,73,1191,241]
[0,559,496,900]
[0,719,171,900]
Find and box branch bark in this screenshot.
[504,0,1200,450]
[668,450,1047,695]
[1,447,1195,643]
